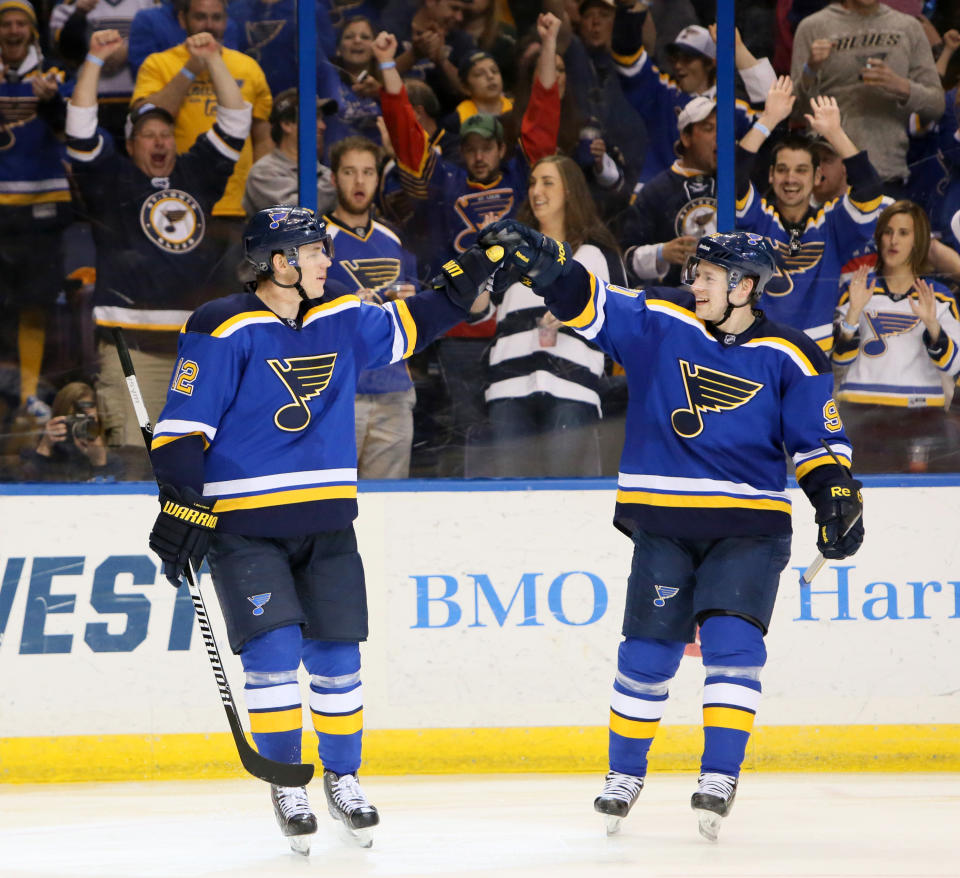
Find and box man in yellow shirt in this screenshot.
[131,0,272,219]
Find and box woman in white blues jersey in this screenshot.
[833,200,960,472]
[145,206,500,854]
[480,221,865,841]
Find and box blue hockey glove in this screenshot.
[813,478,864,560]
[431,244,506,311]
[478,219,572,288]
[149,483,218,586]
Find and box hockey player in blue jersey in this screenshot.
[145,206,501,854]
[480,219,865,842]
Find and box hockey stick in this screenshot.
[111,327,315,788]
[799,439,863,586]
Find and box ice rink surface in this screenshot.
[1,773,957,878]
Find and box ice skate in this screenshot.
[691,772,738,842]
[323,769,379,848]
[270,784,317,855]
[593,770,644,835]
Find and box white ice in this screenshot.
[1,773,957,878]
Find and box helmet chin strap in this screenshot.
[707,295,753,329]
[270,250,309,300]
[271,265,308,300]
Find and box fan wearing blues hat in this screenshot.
[64,28,252,450]
[377,16,562,473]
[620,95,718,288]
[243,87,339,217]
[610,7,777,184]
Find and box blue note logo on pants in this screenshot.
[653,585,679,607]
[247,593,272,616]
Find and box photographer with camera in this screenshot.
[19,383,125,482]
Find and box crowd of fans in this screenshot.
[1,0,959,481]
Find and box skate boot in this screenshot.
[690,772,738,842]
[270,784,318,856]
[593,770,644,835]
[323,769,379,848]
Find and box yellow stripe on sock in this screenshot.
[609,710,660,740]
[703,706,755,733]
[312,709,363,736]
[248,707,303,734]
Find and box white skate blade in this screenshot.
[604,814,623,836]
[348,827,373,848]
[329,808,374,848]
[287,834,312,856]
[695,809,723,842]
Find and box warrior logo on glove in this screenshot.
[160,497,218,528]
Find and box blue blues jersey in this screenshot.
[735,146,887,352]
[541,263,853,540]
[325,213,418,394]
[229,0,336,93]
[381,79,559,257]
[0,49,73,231]
[150,287,464,536]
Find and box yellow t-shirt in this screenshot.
[132,45,272,217]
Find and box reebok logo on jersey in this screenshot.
[267,354,338,431]
[653,585,679,607]
[247,593,272,616]
[671,359,764,438]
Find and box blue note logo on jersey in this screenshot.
[342,257,401,294]
[453,189,515,252]
[671,359,764,438]
[247,593,272,616]
[267,354,339,431]
[652,584,679,607]
[763,240,826,297]
[862,311,920,356]
[243,19,287,63]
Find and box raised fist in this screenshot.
[372,31,398,63]
[88,28,124,60]
[185,32,220,63]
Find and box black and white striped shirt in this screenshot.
[486,244,624,413]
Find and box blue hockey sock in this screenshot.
[609,637,685,777]
[303,639,363,776]
[240,625,304,764]
[699,615,767,778]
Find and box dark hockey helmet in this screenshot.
[242,206,334,275]
[681,231,777,301]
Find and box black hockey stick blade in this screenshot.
[224,697,315,787]
[184,561,315,787]
[112,327,314,787]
